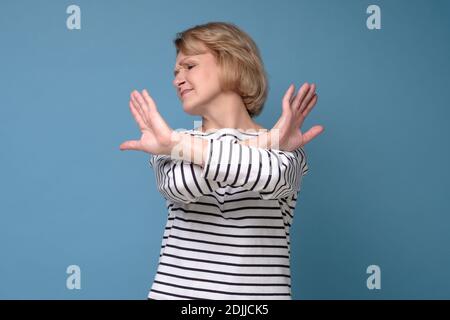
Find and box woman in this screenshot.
[120,22,324,299]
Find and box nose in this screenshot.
[173,72,186,88]
[173,79,186,89]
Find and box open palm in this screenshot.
[120,90,174,155]
[269,83,324,151]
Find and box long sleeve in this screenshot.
[149,138,308,204]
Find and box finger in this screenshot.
[131,92,146,123]
[289,85,296,105]
[142,89,173,135]
[140,89,158,126]
[302,125,324,146]
[133,90,149,124]
[289,94,295,105]
[274,85,295,129]
[133,91,153,129]
[128,101,148,131]
[282,84,295,114]
[292,83,310,112]
[142,89,158,113]
[132,91,152,123]
[119,140,143,151]
[302,94,318,118]
[299,83,316,113]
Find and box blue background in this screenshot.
[1,0,449,299]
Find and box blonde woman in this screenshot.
[120,22,324,300]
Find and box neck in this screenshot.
[197,92,265,133]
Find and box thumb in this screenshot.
[302,125,325,146]
[119,140,142,151]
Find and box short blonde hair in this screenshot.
[174,22,268,117]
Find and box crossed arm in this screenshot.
[150,140,308,203]
[119,83,324,203]
[120,83,324,166]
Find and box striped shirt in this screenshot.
[147,128,308,300]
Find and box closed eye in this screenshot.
[173,64,195,77]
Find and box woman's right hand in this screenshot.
[120,90,176,155]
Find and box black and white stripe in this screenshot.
[148,128,308,300]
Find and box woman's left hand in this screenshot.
[244,83,324,151]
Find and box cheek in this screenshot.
[201,71,221,92]
[186,68,222,97]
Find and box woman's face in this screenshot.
[173,48,223,115]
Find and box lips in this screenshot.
[180,89,193,98]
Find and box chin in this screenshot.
[181,100,204,116]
